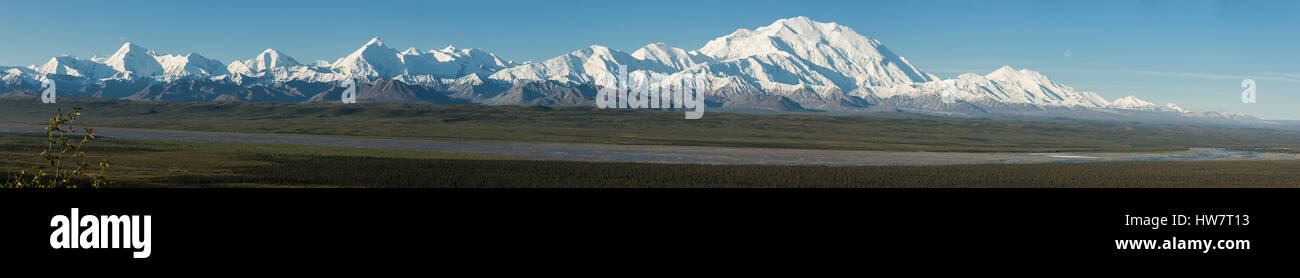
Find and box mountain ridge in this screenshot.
[0,17,1259,125]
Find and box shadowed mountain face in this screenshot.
[69,79,152,99]
[305,79,457,104]
[121,79,309,103]
[482,81,599,107]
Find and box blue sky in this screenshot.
[3,0,1299,119]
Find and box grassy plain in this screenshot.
[5,98,1300,187]
[3,132,1298,188]
[5,98,1300,153]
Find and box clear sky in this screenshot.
[2,0,1299,119]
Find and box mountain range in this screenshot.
[0,16,1262,125]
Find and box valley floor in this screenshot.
[2,123,1297,166]
[3,131,1300,188]
[8,99,1300,154]
[5,100,1300,187]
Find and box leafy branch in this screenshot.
[3,105,111,188]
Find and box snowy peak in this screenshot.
[34,55,108,78]
[251,49,302,70]
[333,37,405,78]
[0,17,1228,122]
[80,42,226,79]
[228,48,304,76]
[23,42,236,82]
[97,42,164,77]
[985,66,1056,88]
[320,37,515,80]
[1110,95,1157,109]
[1163,103,1186,113]
[910,65,1113,108]
[112,42,156,58]
[698,16,845,61]
[489,45,668,85]
[702,17,808,60]
[986,65,1021,80]
[697,16,933,88]
[1108,95,1189,113]
[1106,95,1190,113]
[773,16,816,26]
[491,16,935,90]
[631,42,710,71]
[155,52,229,78]
[364,37,385,47]
[428,46,512,68]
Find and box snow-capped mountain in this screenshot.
[489,45,676,85]
[227,49,303,76]
[155,52,229,80]
[424,45,514,75]
[28,43,228,82]
[631,42,713,71]
[0,16,1259,124]
[226,48,343,84]
[333,37,514,81]
[1110,95,1155,110]
[489,16,936,95]
[1107,95,1191,113]
[93,43,164,78]
[875,65,1115,109]
[696,16,935,89]
[34,55,116,79]
[332,37,406,79]
[480,17,1161,114]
